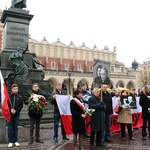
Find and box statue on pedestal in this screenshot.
[32,53,45,79]
[8,45,29,80]
[11,0,27,9]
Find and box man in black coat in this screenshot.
[101,84,113,142]
[27,83,48,144]
[7,84,23,148]
[88,87,106,149]
[140,85,150,140]
[111,88,117,98]
[51,83,69,141]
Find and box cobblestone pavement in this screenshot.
[1,125,150,150]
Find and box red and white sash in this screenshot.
[72,98,85,112]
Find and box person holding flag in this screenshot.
[7,84,23,148]
[51,83,69,141]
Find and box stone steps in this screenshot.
[19,109,54,125]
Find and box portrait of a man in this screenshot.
[100,67,110,84]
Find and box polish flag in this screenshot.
[56,95,72,135]
[0,71,11,122]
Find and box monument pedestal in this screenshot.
[0,7,52,143]
[0,7,52,93]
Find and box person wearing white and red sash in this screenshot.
[70,89,86,150]
[140,85,150,140]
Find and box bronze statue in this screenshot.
[8,45,29,80]
[32,53,45,69]
[11,0,27,9]
[32,53,45,79]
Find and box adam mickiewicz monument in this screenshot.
[0,0,52,97]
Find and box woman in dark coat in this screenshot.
[88,88,106,149]
[139,89,150,140]
[70,89,86,150]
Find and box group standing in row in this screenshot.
[6,82,150,150]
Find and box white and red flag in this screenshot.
[56,95,72,135]
[0,70,11,122]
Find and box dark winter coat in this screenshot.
[8,93,23,117]
[88,94,106,132]
[102,91,113,115]
[139,93,150,120]
[70,98,86,134]
[50,90,66,113]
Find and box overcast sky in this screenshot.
[1,0,150,67]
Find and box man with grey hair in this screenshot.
[100,67,110,84]
[88,88,106,149]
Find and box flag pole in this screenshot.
[101,84,103,102]
[8,98,13,109]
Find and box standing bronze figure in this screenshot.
[11,0,27,9]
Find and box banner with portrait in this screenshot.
[120,95,137,109]
[111,97,142,132]
[93,59,110,84]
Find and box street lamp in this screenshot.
[68,72,71,95]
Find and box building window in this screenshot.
[89,66,93,72]
[144,66,147,70]
[111,66,114,72]
[121,67,124,72]
[65,63,69,71]
[51,62,56,69]
[78,64,82,71]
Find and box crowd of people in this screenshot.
[6,82,150,150]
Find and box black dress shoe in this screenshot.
[96,143,105,147]
[63,137,69,140]
[53,137,58,142]
[142,137,146,140]
[36,139,44,143]
[105,138,113,142]
[28,139,33,145]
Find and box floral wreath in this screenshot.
[26,93,49,112]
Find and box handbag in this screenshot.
[114,104,122,114]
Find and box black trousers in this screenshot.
[30,117,41,139]
[142,119,150,137]
[120,123,132,139]
[90,131,101,146]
